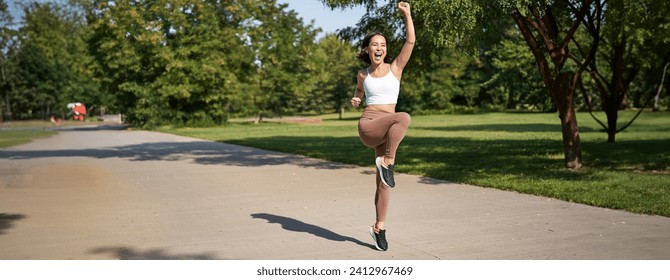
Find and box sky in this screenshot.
[278,0,365,37]
[6,0,366,37]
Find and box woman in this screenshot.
[350,1,415,252]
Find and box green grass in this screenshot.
[159,111,670,217]
[0,120,94,147]
[0,130,56,148]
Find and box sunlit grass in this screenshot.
[0,130,56,148]
[0,120,94,147]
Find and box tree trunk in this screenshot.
[512,5,590,170]
[1,66,7,122]
[552,73,583,169]
[653,62,670,111]
[605,102,618,143]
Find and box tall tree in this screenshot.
[84,0,143,123]
[509,1,601,169]
[308,34,359,119]
[84,0,254,127]
[151,0,253,126]
[242,0,319,122]
[0,0,17,121]
[16,1,97,119]
[580,0,670,142]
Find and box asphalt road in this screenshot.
[1,125,669,260]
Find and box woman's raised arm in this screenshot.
[392,2,415,74]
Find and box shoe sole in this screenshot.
[369,227,384,251]
[375,157,393,188]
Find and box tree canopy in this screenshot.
[1,0,667,138]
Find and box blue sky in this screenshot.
[278,0,365,36]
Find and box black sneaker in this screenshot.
[369,226,388,251]
[375,156,395,188]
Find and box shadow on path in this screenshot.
[0,141,354,170]
[0,213,26,235]
[251,213,374,250]
[89,246,217,260]
[49,124,129,131]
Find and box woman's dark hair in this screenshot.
[357,32,393,64]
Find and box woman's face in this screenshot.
[367,35,387,64]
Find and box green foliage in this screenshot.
[242,0,320,120]
[308,34,360,116]
[83,0,326,127]
[485,28,553,111]
[0,0,17,121]
[399,49,495,114]
[3,0,669,128]
[86,0,256,127]
[9,2,98,120]
[568,0,670,141]
[598,0,670,108]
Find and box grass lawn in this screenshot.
[0,130,56,148]
[159,111,670,217]
[0,120,96,148]
[0,120,58,148]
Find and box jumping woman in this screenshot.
[350,1,415,251]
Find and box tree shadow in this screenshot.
[48,124,129,131]
[417,176,454,185]
[0,140,356,170]
[251,213,374,250]
[398,136,670,183]
[0,213,26,235]
[413,123,596,133]
[88,246,217,260]
[6,133,663,182]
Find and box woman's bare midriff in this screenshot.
[365,104,396,113]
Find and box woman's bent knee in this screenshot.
[396,112,411,126]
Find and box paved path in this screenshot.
[1,126,669,260]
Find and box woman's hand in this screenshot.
[398,1,410,16]
[351,97,362,108]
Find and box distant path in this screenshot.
[1,125,669,259]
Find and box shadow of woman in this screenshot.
[0,213,26,235]
[251,213,374,250]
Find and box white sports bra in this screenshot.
[363,66,400,105]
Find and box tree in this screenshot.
[486,28,551,111]
[150,0,252,126]
[325,0,605,169]
[0,0,18,121]
[83,0,325,126]
[308,34,359,119]
[84,0,255,127]
[509,1,604,169]
[242,0,320,122]
[406,49,491,113]
[580,0,670,142]
[16,1,97,120]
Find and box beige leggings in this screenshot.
[357,110,411,224]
